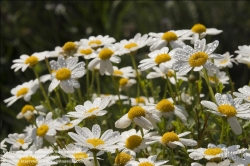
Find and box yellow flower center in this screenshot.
[17,156,38,166]
[21,105,35,114]
[124,42,138,49]
[36,124,49,137]
[86,138,105,147]
[73,152,88,161]
[16,88,29,97]
[17,138,25,145]
[114,70,123,75]
[204,148,222,156]
[98,48,114,60]
[115,152,132,166]
[161,131,179,146]
[127,106,146,120]
[161,31,178,42]
[80,48,93,55]
[154,54,171,64]
[125,135,143,149]
[63,123,73,128]
[119,78,129,87]
[191,24,207,34]
[88,40,102,46]
[167,71,174,77]
[63,42,77,52]
[219,59,228,64]
[55,68,71,81]
[189,52,208,67]
[208,76,219,83]
[25,56,39,67]
[86,107,99,114]
[156,99,175,112]
[135,97,145,104]
[217,104,237,117]
[138,162,154,166]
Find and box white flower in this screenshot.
[88,45,121,75]
[80,35,115,48]
[172,39,223,75]
[23,125,36,136]
[56,41,80,57]
[0,139,7,152]
[48,55,85,93]
[67,97,111,120]
[16,104,46,121]
[119,78,137,92]
[5,133,32,151]
[200,69,229,85]
[54,115,81,131]
[68,124,122,153]
[214,52,237,69]
[180,92,204,105]
[146,131,197,149]
[231,152,250,166]
[107,66,136,78]
[123,96,154,106]
[31,112,57,148]
[11,51,47,72]
[74,45,97,59]
[38,74,52,83]
[138,47,175,71]
[125,155,168,166]
[115,33,152,55]
[4,80,39,107]
[1,145,59,166]
[148,30,190,51]
[233,85,250,103]
[201,93,250,135]
[92,93,128,107]
[235,45,250,67]
[191,159,231,166]
[114,152,134,166]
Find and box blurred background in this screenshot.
[1,1,250,141]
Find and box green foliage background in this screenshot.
[1,1,250,145]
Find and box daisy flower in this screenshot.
[67,96,111,120]
[4,79,39,107]
[1,145,59,166]
[5,133,32,151]
[74,45,97,59]
[119,78,137,92]
[172,39,223,75]
[114,152,134,166]
[68,124,122,153]
[88,45,121,75]
[59,41,80,56]
[31,112,57,148]
[115,105,161,130]
[23,125,36,136]
[125,155,168,166]
[146,131,197,149]
[201,93,250,135]
[11,51,47,72]
[200,69,229,85]
[235,45,250,67]
[106,66,136,78]
[1,139,7,152]
[48,55,85,93]
[233,85,250,103]
[231,152,250,166]
[214,52,237,69]
[39,74,53,83]
[80,35,115,48]
[115,33,152,55]
[148,30,190,51]
[123,96,154,106]
[91,93,128,107]
[138,47,175,71]
[54,115,81,131]
[191,159,231,166]
[16,104,46,121]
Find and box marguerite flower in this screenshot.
[119,78,137,92]
[201,93,250,135]
[107,66,136,78]
[191,159,231,166]
[54,115,81,131]
[74,45,97,59]
[123,96,154,106]
[114,152,134,166]
[0,139,7,152]
[200,69,229,85]
[233,85,250,103]
[80,35,115,48]
[48,55,85,93]
[235,45,250,67]
[5,133,32,151]
[68,124,122,153]
[172,39,223,75]
[91,93,128,107]
[88,45,121,75]
[67,96,111,120]
[16,104,46,121]
[231,152,250,166]
[4,80,39,107]
[214,52,237,69]
[125,155,168,166]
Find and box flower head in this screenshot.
[214,52,237,69]
[235,45,250,67]
[233,85,250,103]
[54,115,81,131]
[126,155,168,166]
[74,45,97,59]
[17,104,46,121]
[80,35,115,48]
[5,133,32,151]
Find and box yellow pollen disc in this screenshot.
[114,152,132,166]
[17,138,25,145]
[25,56,39,67]
[154,54,171,64]
[64,123,73,127]
[88,40,102,46]
[86,107,99,114]
[21,105,35,114]
[17,156,38,166]
[16,88,29,97]
[127,106,146,120]
[167,71,174,77]
[161,131,179,145]
[161,31,178,42]
[135,97,145,104]
[138,162,154,166]
[208,76,219,83]
[204,148,222,156]
[125,135,143,149]
[114,70,123,75]
[191,23,207,34]
[98,48,114,60]
[80,48,93,55]
[36,124,49,137]
[217,104,237,117]
[63,42,77,52]
[119,78,129,87]
[219,59,228,64]
[73,152,88,160]
[156,99,175,112]
[189,52,208,67]
[86,138,105,147]
[55,68,71,81]
[124,42,138,49]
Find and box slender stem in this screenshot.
[89,70,95,97]
[202,68,215,102]
[225,68,235,95]
[85,59,90,99]
[170,148,176,166]
[93,151,98,166]
[77,87,83,104]
[220,117,225,144]
[107,152,113,165]
[111,76,122,114]
[95,71,101,96]
[54,88,65,114]
[166,77,176,104]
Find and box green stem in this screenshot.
[54,88,65,114]
[111,76,122,114]
[85,59,90,100]
[95,71,101,96]
[202,68,215,102]
[220,117,225,144]
[107,152,113,165]
[170,148,176,166]
[77,87,83,104]
[93,151,98,166]
[225,68,235,95]
[166,77,176,104]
